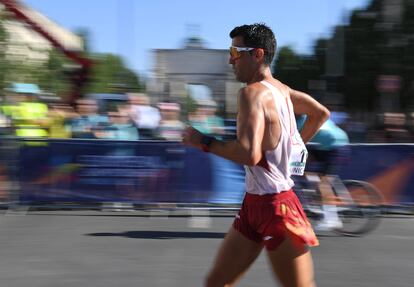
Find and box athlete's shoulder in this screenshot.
[243,81,267,92]
[239,82,268,101]
[264,78,290,96]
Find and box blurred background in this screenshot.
[0,0,412,208]
[0,1,413,286]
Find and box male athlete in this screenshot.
[183,23,329,287]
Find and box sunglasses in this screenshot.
[229,46,256,59]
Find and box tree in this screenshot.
[0,11,9,93]
[273,0,414,113]
[342,0,414,112]
[86,53,144,94]
[273,46,324,93]
[273,46,304,89]
[0,15,143,100]
[36,49,71,97]
[343,9,382,111]
[399,0,414,110]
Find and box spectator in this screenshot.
[13,92,49,138]
[128,93,160,139]
[0,99,11,136]
[1,83,47,138]
[70,99,108,139]
[156,102,185,141]
[101,109,139,141]
[188,101,208,133]
[189,100,224,139]
[383,112,411,143]
[203,100,225,139]
[90,107,139,157]
[48,103,76,138]
[408,112,414,140]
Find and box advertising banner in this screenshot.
[19,140,187,203]
[18,140,414,205]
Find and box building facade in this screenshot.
[1,2,83,64]
[147,38,242,116]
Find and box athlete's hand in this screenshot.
[182,126,203,149]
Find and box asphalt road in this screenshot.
[0,209,413,287]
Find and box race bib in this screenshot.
[289,138,308,176]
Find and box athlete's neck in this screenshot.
[247,66,274,85]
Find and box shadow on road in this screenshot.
[86,230,226,239]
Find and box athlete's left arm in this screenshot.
[182,86,265,166]
[289,88,330,143]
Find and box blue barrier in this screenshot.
[17,139,414,205]
[337,144,414,204]
[18,139,243,205]
[19,140,187,204]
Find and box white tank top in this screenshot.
[244,80,307,195]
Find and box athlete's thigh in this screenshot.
[206,226,263,286]
[266,236,316,287]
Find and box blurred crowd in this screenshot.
[0,89,413,143]
[328,109,414,143]
[0,91,226,142]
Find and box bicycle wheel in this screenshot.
[334,180,383,236]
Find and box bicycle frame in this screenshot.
[294,173,383,236]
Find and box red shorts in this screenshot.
[233,189,319,251]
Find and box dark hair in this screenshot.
[229,23,276,65]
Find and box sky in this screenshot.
[21,0,370,76]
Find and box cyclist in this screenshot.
[297,115,350,231]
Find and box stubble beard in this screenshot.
[234,71,247,83]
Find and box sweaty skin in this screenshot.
[183,36,329,166]
[183,27,329,287]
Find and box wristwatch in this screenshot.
[200,135,215,153]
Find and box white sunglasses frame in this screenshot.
[229,46,256,58]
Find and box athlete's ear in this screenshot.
[255,48,265,62]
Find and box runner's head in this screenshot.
[229,23,276,66]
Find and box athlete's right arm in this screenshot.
[289,88,330,143]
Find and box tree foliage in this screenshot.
[37,50,71,96]
[273,44,324,93]
[273,0,414,112]
[86,53,144,94]
[0,11,8,93]
[0,20,144,99]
